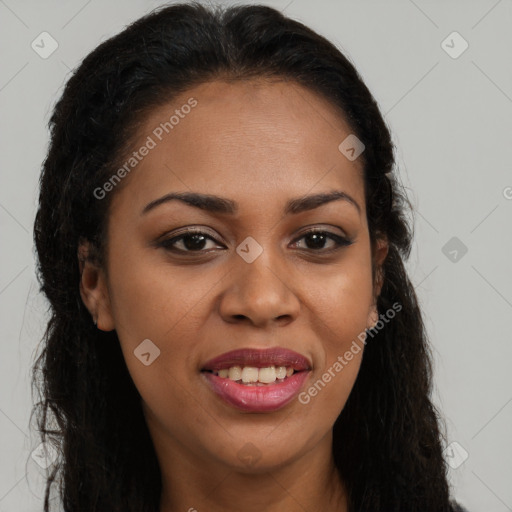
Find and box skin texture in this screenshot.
[79,78,388,512]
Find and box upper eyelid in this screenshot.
[169,222,347,235]
[163,225,346,239]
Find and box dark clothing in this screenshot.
[451,500,469,512]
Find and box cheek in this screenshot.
[127,356,208,454]
[299,344,363,427]
[107,250,221,348]
[105,249,218,407]
[303,255,374,339]
[298,256,371,416]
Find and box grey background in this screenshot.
[1,0,511,510]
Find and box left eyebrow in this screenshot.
[141,190,361,216]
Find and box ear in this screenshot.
[78,240,115,331]
[372,237,389,298]
[367,237,389,329]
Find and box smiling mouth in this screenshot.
[200,347,312,412]
[202,365,298,386]
[200,367,311,412]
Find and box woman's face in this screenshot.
[84,78,387,474]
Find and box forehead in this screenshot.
[109,78,365,217]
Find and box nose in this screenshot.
[218,252,301,328]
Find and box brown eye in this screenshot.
[158,229,224,253]
[291,230,353,252]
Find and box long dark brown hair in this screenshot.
[32,2,461,510]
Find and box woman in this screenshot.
[32,2,468,511]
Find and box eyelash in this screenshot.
[157,227,353,255]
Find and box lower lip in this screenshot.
[201,371,310,412]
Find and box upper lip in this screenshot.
[201,347,312,372]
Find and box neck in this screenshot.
[156,429,348,512]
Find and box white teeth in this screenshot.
[241,367,259,383]
[258,366,276,383]
[228,366,242,381]
[275,366,287,380]
[214,365,295,384]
